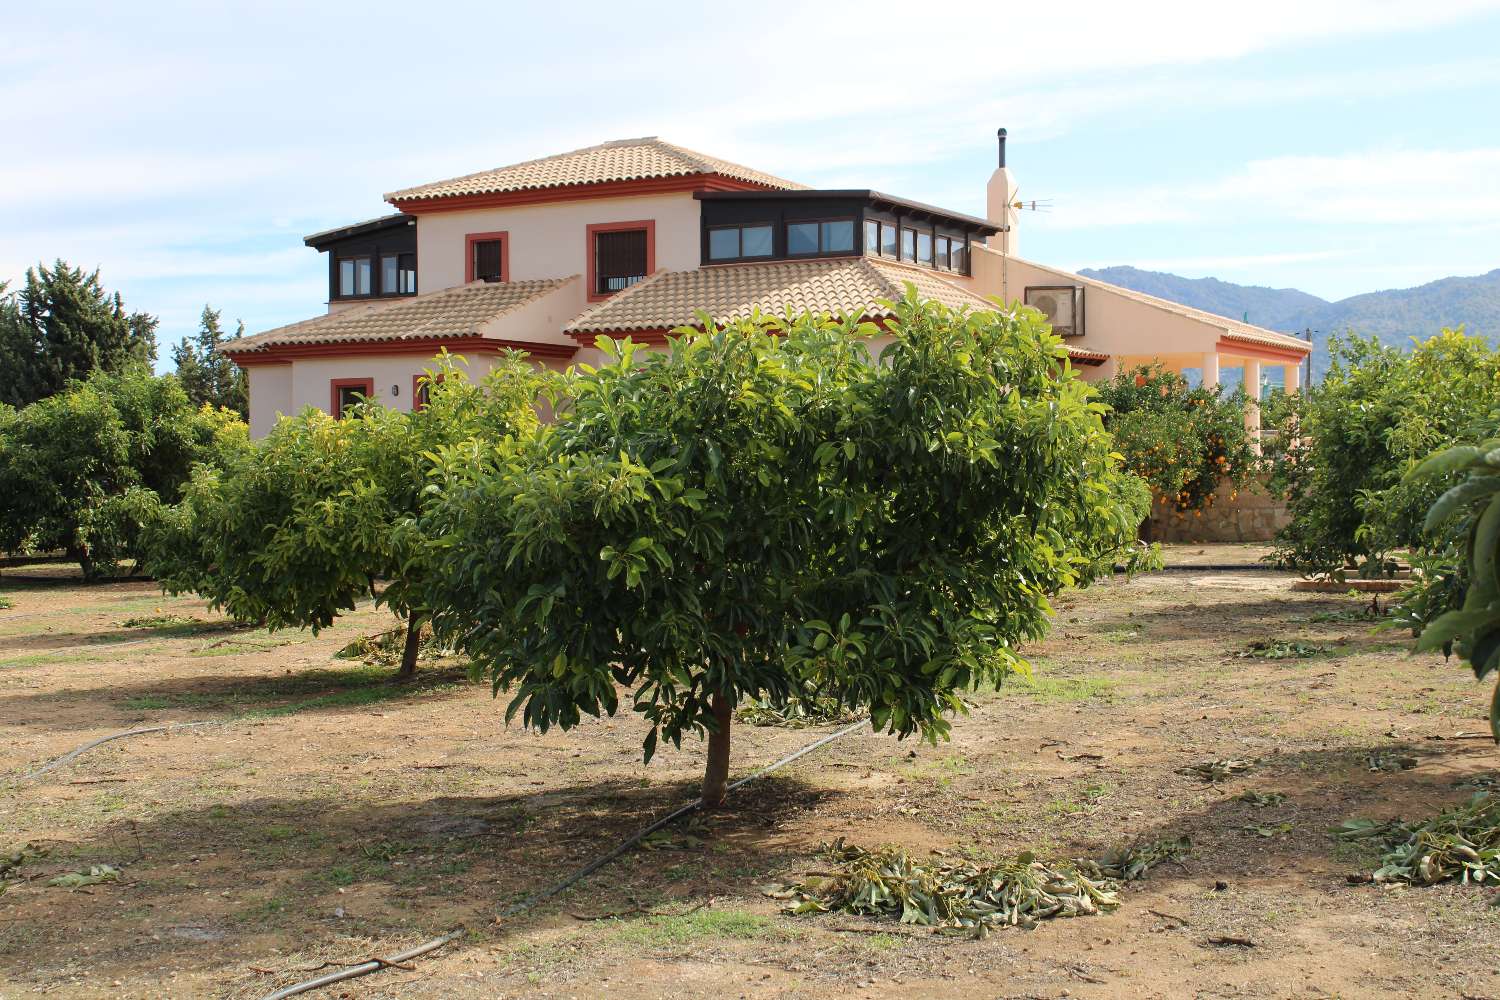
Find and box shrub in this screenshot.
[1095,364,1255,515]
[1272,330,1500,575]
[0,368,248,578]
[1405,436,1500,741]
[147,354,555,677]
[420,297,1148,805]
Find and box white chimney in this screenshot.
[986,128,1020,255]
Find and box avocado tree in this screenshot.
[0,367,247,578]
[148,353,555,678]
[1406,436,1500,742]
[420,296,1148,805]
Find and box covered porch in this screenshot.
[1112,337,1307,454]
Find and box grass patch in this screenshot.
[119,614,246,637]
[999,673,1117,704]
[610,907,790,946]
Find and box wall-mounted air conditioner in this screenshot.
[1023,285,1085,338]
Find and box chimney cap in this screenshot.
[996,127,1008,168]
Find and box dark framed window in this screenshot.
[593,227,648,296]
[786,218,855,256]
[899,227,916,261]
[864,220,879,255]
[707,224,773,261]
[935,237,951,270]
[413,372,444,411]
[329,378,374,418]
[951,240,968,274]
[472,239,503,282]
[879,223,897,257]
[916,231,933,266]
[382,253,416,295]
[338,257,372,297]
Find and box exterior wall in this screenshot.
[970,246,1222,363]
[1147,476,1290,543]
[414,192,702,292]
[247,364,293,438]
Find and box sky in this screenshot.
[3,0,1500,364]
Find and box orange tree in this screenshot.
[418,296,1149,805]
[1095,363,1255,516]
[146,354,555,678]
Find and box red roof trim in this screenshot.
[227,335,577,365]
[1215,336,1310,364]
[390,174,777,214]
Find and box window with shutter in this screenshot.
[594,229,648,295]
[472,239,503,282]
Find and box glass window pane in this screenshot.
[382,255,398,294]
[822,220,854,253]
[786,222,819,255]
[359,258,373,294]
[708,228,740,260]
[399,254,417,294]
[741,225,773,257]
[935,238,950,270]
[952,242,967,273]
[900,228,915,260]
[339,259,354,297]
[916,232,933,266]
[880,224,897,257]
[864,220,879,255]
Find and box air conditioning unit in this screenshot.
[1023,285,1085,338]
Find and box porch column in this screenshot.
[1283,362,1302,394]
[1244,358,1263,455]
[1201,352,1220,393]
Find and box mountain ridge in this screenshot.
[1078,265,1500,374]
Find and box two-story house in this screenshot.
[223,133,1311,445]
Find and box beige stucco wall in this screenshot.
[969,246,1225,367]
[414,192,702,293]
[246,364,293,438]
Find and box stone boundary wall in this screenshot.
[1146,475,1289,543]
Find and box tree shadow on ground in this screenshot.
[0,661,478,733]
[6,620,252,651]
[1,771,834,991]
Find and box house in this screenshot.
[222,132,1311,446]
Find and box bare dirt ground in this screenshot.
[2,543,1498,999]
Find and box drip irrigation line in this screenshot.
[259,717,869,1000]
[11,721,222,785]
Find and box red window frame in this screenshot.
[329,377,374,417]
[585,219,655,302]
[464,230,510,283]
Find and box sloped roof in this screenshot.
[983,248,1311,355]
[386,137,808,203]
[565,257,999,335]
[223,278,573,353]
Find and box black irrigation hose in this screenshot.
[10,721,223,785]
[259,717,869,1000]
[1115,563,1286,574]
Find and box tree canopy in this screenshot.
[172,306,248,418]
[147,354,557,677]
[0,367,247,577]
[419,297,1150,804]
[0,262,157,408]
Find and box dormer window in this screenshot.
[787,219,854,257]
[382,254,416,295]
[338,257,372,297]
[707,224,774,262]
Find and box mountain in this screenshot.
[1079,265,1500,375]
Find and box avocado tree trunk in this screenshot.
[397,614,423,681]
[701,692,733,808]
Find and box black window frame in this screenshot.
[706,223,774,262]
[593,227,650,296]
[472,238,504,283]
[338,256,373,298]
[785,216,857,258]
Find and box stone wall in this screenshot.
[1146,476,1290,543]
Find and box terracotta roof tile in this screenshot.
[564,257,998,335]
[387,137,807,203]
[224,278,573,352]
